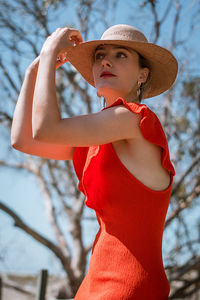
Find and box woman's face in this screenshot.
[92,44,149,103]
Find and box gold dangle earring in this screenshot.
[136,81,142,97]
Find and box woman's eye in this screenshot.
[95,52,104,60]
[116,52,127,58]
[94,51,127,61]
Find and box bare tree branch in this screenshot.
[1,274,35,296]
[0,200,77,296]
[172,153,200,197]
[160,0,173,24]
[170,0,181,51]
[165,182,200,227]
[0,201,67,263]
[0,58,20,95]
[36,168,71,256]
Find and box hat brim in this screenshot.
[66,40,178,99]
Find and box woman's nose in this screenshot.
[101,56,112,67]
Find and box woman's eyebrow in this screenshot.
[113,46,131,52]
[95,45,131,52]
[95,45,106,52]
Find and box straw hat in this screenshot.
[66,24,178,99]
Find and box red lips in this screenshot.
[100,71,116,77]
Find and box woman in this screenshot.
[11,24,178,299]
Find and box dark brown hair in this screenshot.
[137,54,151,103]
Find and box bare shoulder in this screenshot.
[109,104,142,123]
[100,104,142,137]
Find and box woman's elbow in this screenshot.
[10,124,24,150]
[11,133,21,149]
[11,137,24,151]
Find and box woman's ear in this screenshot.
[139,67,150,84]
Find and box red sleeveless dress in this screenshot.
[72,97,175,300]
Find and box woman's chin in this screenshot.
[97,86,122,99]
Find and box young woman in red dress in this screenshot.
[11,24,178,299]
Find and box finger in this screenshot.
[55,27,62,32]
[70,34,83,42]
[70,37,81,46]
[61,27,83,45]
[51,28,61,37]
[68,28,83,40]
[59,52,67,61]
[57,50,68,61]
[56,57,68,69]
[71,32,83,42]
[69,33,84,46]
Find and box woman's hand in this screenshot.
[40,27,84,58]
[26,52,70,75]
[26,27,83,74]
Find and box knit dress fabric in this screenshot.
[72,97,175,300]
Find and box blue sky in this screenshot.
[0,0,199,275]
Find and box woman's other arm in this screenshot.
[11,57,76,160]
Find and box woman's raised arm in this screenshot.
[11,57,76,160]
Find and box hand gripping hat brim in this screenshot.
[66,24,178,99]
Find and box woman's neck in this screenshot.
[104,95,140,107]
